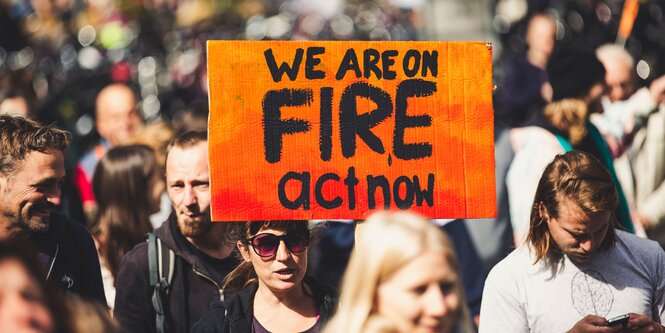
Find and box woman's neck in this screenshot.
[253,281,318,333]
[254,280,308,308]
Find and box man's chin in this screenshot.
[568,252,591,263]
[178,217,211,238]
[24,216,50,233]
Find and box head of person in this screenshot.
[95,83,143,146]
[0,241,69,333]
[127,120,175,169]
[173,100,209,136]
[596,44,635,102]
[326,212,472,333]
[223,221,310,294]
[526,150,618,265]
[544,46,607,144]
[164,130,211,239]
[0,89,32,119]
[525,14,556,66]
[0,115,71,238]
[65,295,121,333]
[92,144,163,278]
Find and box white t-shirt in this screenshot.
[479,231,665,333]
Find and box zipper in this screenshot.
[192,267,224,301]
[46,244,59,280]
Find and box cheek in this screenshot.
[444,293,461,315]
[377,288,420,322]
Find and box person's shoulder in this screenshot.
[510,126,561,153]
[488,245,533,280]
[615,230,663,255]
[121,239,149,266]
[49,212,93,244]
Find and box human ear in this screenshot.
[538,202,549,220]
[237,241,251,262]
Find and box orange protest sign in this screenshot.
[617,0,639,44]
[207,41,495,221]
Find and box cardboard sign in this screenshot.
[207,41,495,221]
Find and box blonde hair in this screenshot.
[66,295,121,333]
[542,98,588,145]
[324,212,474,333]
[526,150,618,264]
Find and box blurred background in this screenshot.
[1,0,664,219]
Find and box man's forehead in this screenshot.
[7,149,65,180]
[166,144,208,174]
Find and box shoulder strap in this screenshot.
[554,134,573,152]
[148,233,175,333]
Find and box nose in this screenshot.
[183,185,197,207]
[46,185,62,207]
[424,285,448,317]
[579,239,593,253]
[275,240,290,261]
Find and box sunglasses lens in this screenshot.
[252,234,279,257]
[284,232,309,253]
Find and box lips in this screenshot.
[274,268,296,277]
[30,205,51,217]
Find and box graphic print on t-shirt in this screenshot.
[571,269,614,317]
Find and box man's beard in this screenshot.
[20,202,51,233]
[1,201,50,235]
[178,215,213,238]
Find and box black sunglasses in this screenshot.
[246,231,310,257]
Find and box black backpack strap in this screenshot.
[148,233,175,333]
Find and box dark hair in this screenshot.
[92,144,159,279]
[222,221,310,292]
[164,130,207,162]
[547,46,606,102]
[0,115,71,175]
[174,100,209,135]
[526,150,618,264]
[0,241,71,333]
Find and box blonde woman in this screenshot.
[324,212,474,333]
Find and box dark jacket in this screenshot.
[191,276,338,333]
[114,214,238,333]
[30,211,106,304]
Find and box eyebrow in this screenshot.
[32,176,63,187]
[562,227,586,237]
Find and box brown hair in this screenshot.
[164,130,207,162]
[222,221,310,292]
[542,98,588,145]
[526,150,618,264]
[0,115,71,175]
[92,144,159,279]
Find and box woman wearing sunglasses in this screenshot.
[191,220,337,333]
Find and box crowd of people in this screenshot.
[2,0,665,333]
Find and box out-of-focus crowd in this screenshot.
[2,0,665,333]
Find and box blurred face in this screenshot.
[165,142,211,239]
[0,97,30,118]
[0,150,64,237]
[603,59,634,102]
[543,198,612,263]
[0,259,54,333]
[95,85,142,146]
[526,16,556,57]
[376,250,461,333]
[239,227,308,295]
[584,82,608,115]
